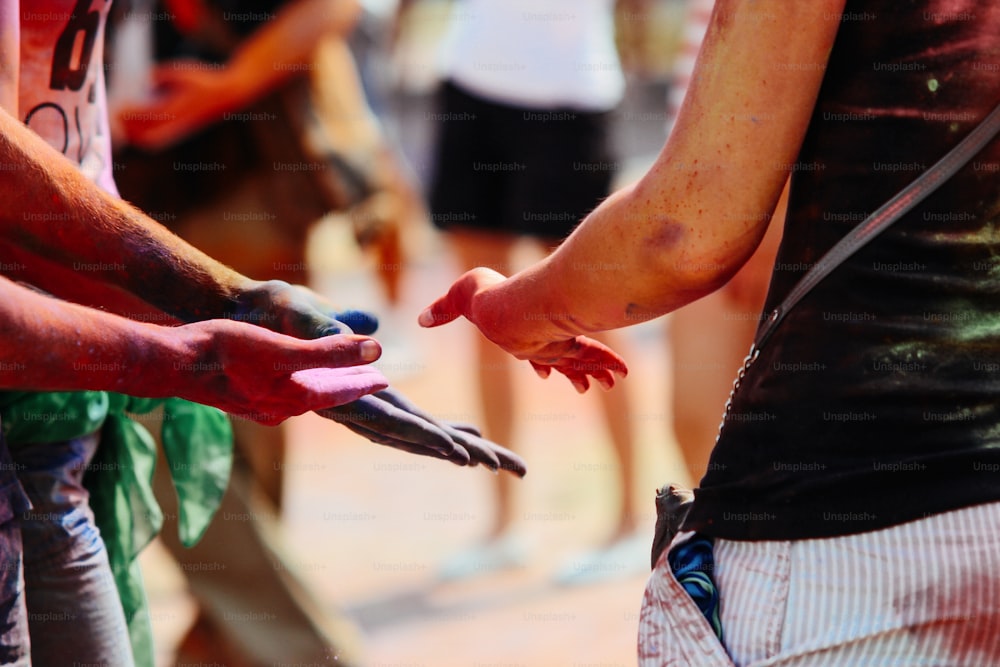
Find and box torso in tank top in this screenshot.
[19,0,117,192]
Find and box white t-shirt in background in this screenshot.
[437,0,625,111]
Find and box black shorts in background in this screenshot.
[429,80,617,241]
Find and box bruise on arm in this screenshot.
[518,0,847,336]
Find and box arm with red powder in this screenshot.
[0,274,386,424]
[0,102,379,337]
[420,0,846,388]
[0,107,524,470]
[0,0,524,472]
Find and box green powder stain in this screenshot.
[928,78,940,92]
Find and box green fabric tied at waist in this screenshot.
[0,391,233,667]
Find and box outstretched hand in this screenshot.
[318,388,526,477]
[176,319,387,425]
[418,267,627,393]
[235,280,525,475]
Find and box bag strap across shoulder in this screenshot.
[653,102,1000,569]
[718,99,1000,432]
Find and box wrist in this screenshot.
[133,322,215,401]
[475,265,581,354]
[231,279,287,330]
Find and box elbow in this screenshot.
[637,219,760,309]
[671,248,749,298]
[664,253,745,306]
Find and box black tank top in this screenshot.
[684,0,1000,540]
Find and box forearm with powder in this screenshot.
[0,274,195,396]
[0,107,253,322]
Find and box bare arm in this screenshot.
[0,104,256,321]
[223,0,362,98]
[0,275,386,423]
[420,0,847,384]
[0,0,525,471]
[0,0,248,322]
[0,0,385,418]
[120,0,362,149]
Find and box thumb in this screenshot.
[418,268,502,328]
[417,298,459,328]
[417,277,471,328]
[333,309,379,336]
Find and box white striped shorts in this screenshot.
[638,501,1000,666]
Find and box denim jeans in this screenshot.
[12,430,134,666]
[0,506,28,666]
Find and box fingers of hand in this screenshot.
[530,361,552,380]
[333,309,379,336]
[281,287,378,338]
[443,424,527,478]
[269,332,379,366]
[438,423,500,471]
[417,302,458,328]
[370,387,430,417]
[490,443,527,478]
[369,390,524,475]
[442,421,482,438]
[307,334,382,364]
[317,397,471,465]
[335,420,465,464]
[315,387,527,476]
[534,336,628,393]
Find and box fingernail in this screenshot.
[417,308,434,327]
[534,367,550,379]
[360,340,381,362]
[597,377,613,391]
[573,381,587,394]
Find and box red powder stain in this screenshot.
[895,576,1000,662]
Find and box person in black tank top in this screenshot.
[686,0,1000,540]
[419,1,1000,663]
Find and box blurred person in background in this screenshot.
[108,0,430,663]
[397,0,653,585]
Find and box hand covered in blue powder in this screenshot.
[236,279,379,338]
[317,388,526,477]
[238,282,523,474]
